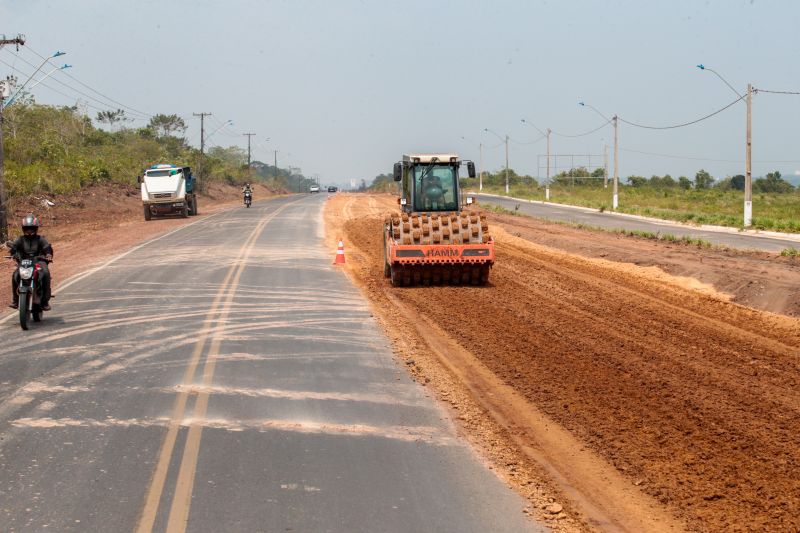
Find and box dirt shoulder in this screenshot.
[487,210,800,317]
[325,193,800,533]
[1,181,283,309]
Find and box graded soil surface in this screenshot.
[325,193,800,532]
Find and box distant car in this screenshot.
[327,186,338,193]
[309,185,320,193]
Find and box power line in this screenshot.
[551,118,612,138]
[755,88,800,96]
[620,146,800,164]
[618,94,746,130]
[509,134,547,146]
[1,49,150,119]
[0,56,117,115]
[20,45,153,118]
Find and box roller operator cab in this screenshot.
[383,154,494,286]
[138,164,199,221]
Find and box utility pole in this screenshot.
[0,34,26,242]
[744,83,752,227]
[478,142,483,192]
[243,133,255,167]
[612,115,619,210]
[603,144,609,188]
[274,150,278,179]
[545,128,551,201]
[193,112,211,183]
[504,134,509,195]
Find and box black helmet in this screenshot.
[21,214,40,233]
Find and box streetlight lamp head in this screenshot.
[52,51,66,58]
[61,64,72,70]
[697,64,705,70]
[578,102,585,106]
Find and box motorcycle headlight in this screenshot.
[19,267,34,280]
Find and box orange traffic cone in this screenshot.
[333,238,346,265]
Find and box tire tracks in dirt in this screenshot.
[325,193,800,533]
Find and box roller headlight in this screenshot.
[19,267,34,280]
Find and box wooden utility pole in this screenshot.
[243,133,255,167]
[612,115,619,210]
[274,150,278,179]
[744,83,753,227]
[545,128,551,200]
[504,134,509,194]
[193,112,211,183]
[0,35,26,242]
[478,142,483,192]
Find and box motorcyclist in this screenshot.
[9,214,53,310]
[242,183,253,204]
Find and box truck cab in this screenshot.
[138,164,198,220]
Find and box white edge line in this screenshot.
[474,192,800,244]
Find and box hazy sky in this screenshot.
[2,0,799,186]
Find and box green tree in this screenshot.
[148,114,187,138]
[96,109,129,131]
[753,171,794,193]
[369,173,396,192]
[730,174,745,191]
[678,176,692,190]
[626,175,647,187]
[650,174,676,188]
[694,169,714,189]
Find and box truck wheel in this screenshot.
[144,206,152,221]
[181,204,189,218]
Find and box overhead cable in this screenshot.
[0,57,119,115]
[620,146,800,163]
[4,47,149,119]
[23,45,154,118]
[551,119,612,138]
[509,134,547,146]
[618,94,746,130]
[755,88,800,95]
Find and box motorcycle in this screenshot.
[244,190,252,208]
[6,244,49,330]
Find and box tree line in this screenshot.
[367,166,796,194]
[1,99,314,197]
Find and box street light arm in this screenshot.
[25,64,72,93]
[578,101,612,123]
[696,64,743,98]
[483,128,505,142]
[4,51,67,108]
[520,118,547,137]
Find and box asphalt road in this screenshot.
[477,193,800,252]
[0,195,542,532]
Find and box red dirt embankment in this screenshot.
[326,193,800,533]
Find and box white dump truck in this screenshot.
[137,164,198,220]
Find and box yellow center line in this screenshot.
[135,199,302,533]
